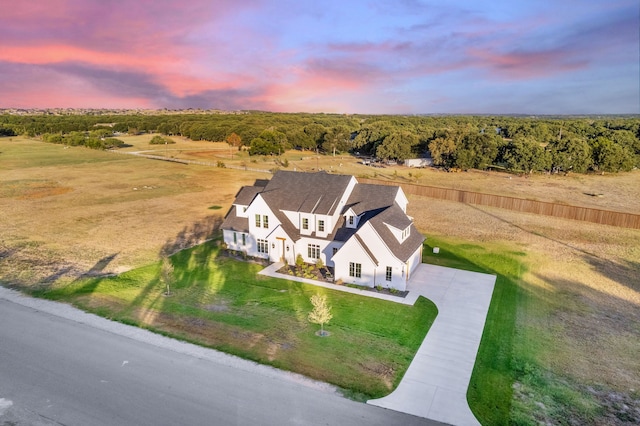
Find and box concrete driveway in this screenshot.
[368,264,496,426]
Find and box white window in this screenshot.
[402,227,410,240]
[233,233,237,244]
[308,244,320,259]
[349,262,361,278]
[348,216,354,225]
[242,234,246,245]
[255,214,261,227]
[386,266,392,282]
[257,239,268,254]
[302,218,309,230]
[263,215,269,229]
[318,220,325,232]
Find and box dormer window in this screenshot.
[302,218,309,230]
[318,220,325,232]
[349,216,354,225]
[402,227,410,240]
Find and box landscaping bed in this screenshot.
[276,261,409,298]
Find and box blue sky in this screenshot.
[0,0,637,113]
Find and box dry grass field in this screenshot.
[135,135,640,214]
[0,136,268,282]
[1,134,639,424]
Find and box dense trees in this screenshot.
[591,137,635,172]
[547,135,592,173]
[322,125,351,156]
[1,111,638,174]
[249,129,288,155]
[455,133,499,171]
[376,131,417,161]
[501,136,551,174]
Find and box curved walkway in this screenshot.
[368,264,496,426]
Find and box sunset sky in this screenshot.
[1,0,637,114]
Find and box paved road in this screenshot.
[0,297,442,426]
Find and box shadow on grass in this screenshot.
[123,216,225,327]
[424,232,640,426]
[466,203,640,295]
[510,272,640,424]
[71,252,120,296]
[148,238,438,400]
[581,256,640,295]
[159,216,222,257]
[15,216,437,402]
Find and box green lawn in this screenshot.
[423,237,518,425]
[32,240,437,399]
[422,236,603,426]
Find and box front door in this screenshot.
[276,237,286,262]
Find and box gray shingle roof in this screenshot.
[343,183,399,216]
[261,171,353,215]
[269,208,301,242]
[354,234,379,265]
[222,171,424,261]
[234,186,263,206]
[367,204,425,262]
[220,206,249,232]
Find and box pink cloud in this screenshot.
[466,48,589,80]
[0,64,152,109]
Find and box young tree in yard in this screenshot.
[308,294,333,336]
[161,257,175,296]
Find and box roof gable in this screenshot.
[367,205,425,262]
[343,183,398,216]
[234,185,263,206]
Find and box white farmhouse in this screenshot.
[221,171,424,291]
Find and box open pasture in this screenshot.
[1,135,638,425]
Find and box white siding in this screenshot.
[223,230,253,254]
[395,188,409,213]
[281,210,298,228]
[351,223,410,291]
[332,237,378,287]
[325,241,344,267]
[294,237,330,265]
[245,195,280,240]
[406,243,423,281]
[234,204,250,218]
[314,214,331,239]
[344,208,359,229]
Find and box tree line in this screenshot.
[1,112,638,173]
[40,129,125,150]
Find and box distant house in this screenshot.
[404,158,433,168]
[221,171,424,291]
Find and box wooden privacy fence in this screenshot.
[360,178,640,229]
